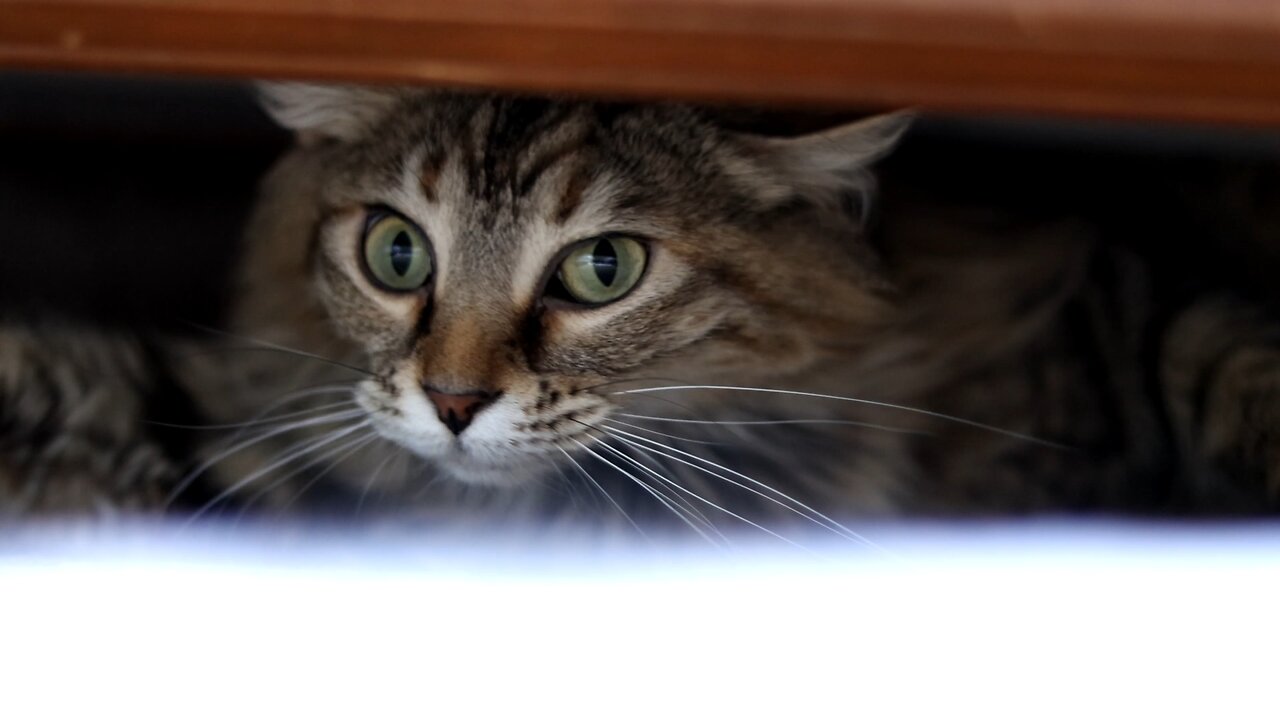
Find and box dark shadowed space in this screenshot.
[0,72,288,329]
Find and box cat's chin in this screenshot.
[429,455,545,489]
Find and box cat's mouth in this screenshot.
[363,409,556,488]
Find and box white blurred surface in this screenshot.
[1,522,1276,719]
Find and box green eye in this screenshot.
[553,236,648,305]
[362,212,432,292]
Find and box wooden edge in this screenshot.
[3,1,1280,126]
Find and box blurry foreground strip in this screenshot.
[0,522,1276,719]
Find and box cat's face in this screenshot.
[255,88,905,487]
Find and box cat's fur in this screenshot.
[4,86,1280,531]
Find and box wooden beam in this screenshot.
[3,0,1280,125]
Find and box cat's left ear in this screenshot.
[739,112,913,206]
[257,82,404,146]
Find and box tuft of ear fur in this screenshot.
[767,111,912,179]
[257,82,404,145]
[736,112,913,212]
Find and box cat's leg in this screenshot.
[1162,297,1280,509]
[0,323,181,516]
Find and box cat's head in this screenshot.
[245,84,907,487]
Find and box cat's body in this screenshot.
[4,88,1280,533]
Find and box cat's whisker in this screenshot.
[148,382,352,436]
[212,387,361,470]
[249,383,357,408]
[231,428,378,525]
[552,461,595,513]
[569,437,720,545]
[146,399,358,431]
[216,405,365,452]
[185,322,375,377]
[602,443,718,527]
[613,384,1070,450]
[585,433,717,525]
[574,376,689,394]
[554,465,581,511]
[607,443,792,551]
[565,438,686,532]
[600,423,892,554]
[165,408,366,505]
[614,412,931,436]
[537,457,586,509]
[215,384,357,441]
[613,439,726,529]
[357,442,399,515]
[274,430,383,514]
[572,422,808,549]
[184,419,372,524]
[557,448,647,539]
[613,392,704,422]
[234,429,379,525]
[603,418,730,446]
[593,440,730,544]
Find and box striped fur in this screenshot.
[3,87,1280,533]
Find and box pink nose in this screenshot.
[424,387,495,435]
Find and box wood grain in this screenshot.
[3,0,1280,125]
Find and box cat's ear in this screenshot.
[739,112,913,207]
[766,112,912,177]
[257,82,403,145]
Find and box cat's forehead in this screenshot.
[431,98,597,222]
[404,93,690,160]
[340,94,726,211]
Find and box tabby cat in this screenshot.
[3,84,1279,536]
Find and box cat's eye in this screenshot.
[549,236,648,306]
[362,211,433,292]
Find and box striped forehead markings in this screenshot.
[457,97,592,205]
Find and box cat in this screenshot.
[3,84,1280,537]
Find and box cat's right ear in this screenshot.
[764,112,913,181]
[731,112,913,209]
[257,82,402,146]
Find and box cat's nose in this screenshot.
[423,386,496,436]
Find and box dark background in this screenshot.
[0,72,286,327]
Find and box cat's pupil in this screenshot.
[592,239,618,286]
[389,231,414,276]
